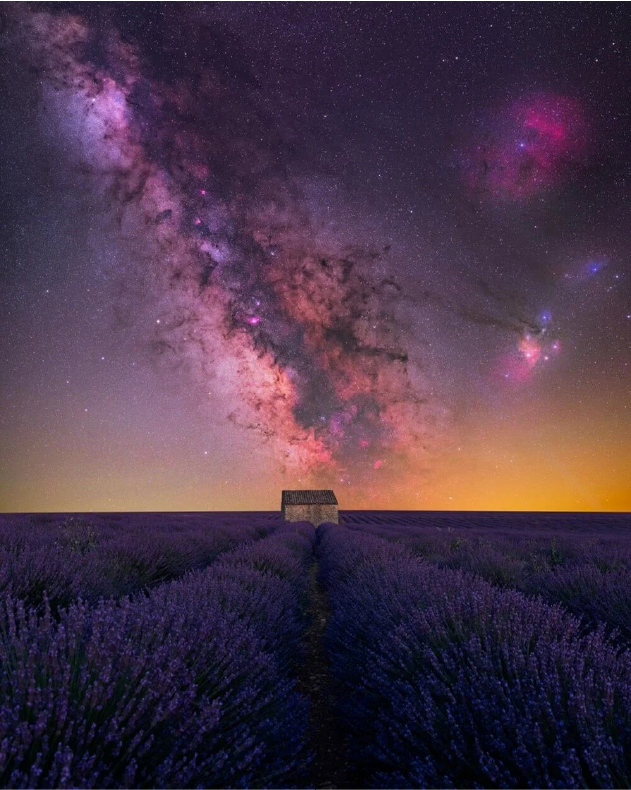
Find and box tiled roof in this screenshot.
[282,490,338,506]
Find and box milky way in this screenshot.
[1,3,629,511]
[5,5,452,489]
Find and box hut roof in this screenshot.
[281,490,338,506]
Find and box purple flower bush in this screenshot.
[5,507,630,788]
[342,519,631,646]
[318,523,631,788]
[0,513,276,613]
[0,523,315,788]
[523,563,631,645]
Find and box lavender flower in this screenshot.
[319,523,631,788]
[0,524,315,788]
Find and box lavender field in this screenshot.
[0,511,630,789]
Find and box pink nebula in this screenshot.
[519,335,541,365]
[466,93,588,200]
[496,331,561,384]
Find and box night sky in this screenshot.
[1,2,629,513]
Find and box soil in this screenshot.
[295,553,359,789]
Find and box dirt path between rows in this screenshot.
[295,551,357,789]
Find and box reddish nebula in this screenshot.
[466,93,588,200]
[495,330,561,385]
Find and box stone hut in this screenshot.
[281,490,338,526]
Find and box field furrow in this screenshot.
[0,522,315,789]
[0,513,278,612]
[342,517,631,645]
[318,523,631,789]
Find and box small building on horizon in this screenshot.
[281,490,338,526]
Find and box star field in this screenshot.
[0,2,629,512]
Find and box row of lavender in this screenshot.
[0,522,315,788]
[318,523,631,788]
[342,517,631,644]
[0,513,276,612]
